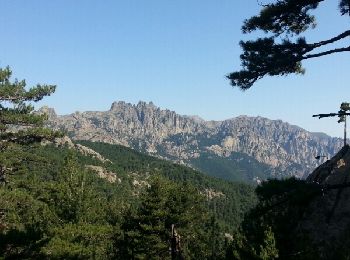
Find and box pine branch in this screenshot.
[303,45,350,59]
[0,112,47,127]
[242,0,323,35]
[228,0,349,89]
[0,85,56,102]
[0,128,63,145]
[310,30,350,49]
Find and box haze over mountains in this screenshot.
[40,101,343,183]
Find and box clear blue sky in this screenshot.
[0,0,349,137]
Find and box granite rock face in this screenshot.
[297,145,350,257]
[39,101,343,180]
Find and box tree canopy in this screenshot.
[227,0,350,90]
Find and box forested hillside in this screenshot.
[77,140,257,229]
[0,140,256,259]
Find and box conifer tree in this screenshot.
[121,176,171,259]
[0,66,60,182]
[120,176,212,259]
[227,0,350,89]
[258,227,278,260]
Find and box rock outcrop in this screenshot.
[298,145,350,257]
[86,165,120,183]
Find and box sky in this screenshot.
[0,0,349,137]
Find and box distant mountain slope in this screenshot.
[40,101,343,182]
[46,139,257,229]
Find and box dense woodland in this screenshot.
[0,140,258,259]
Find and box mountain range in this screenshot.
[39,101,343,183]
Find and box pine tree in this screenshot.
[121,176,171,259]
[227,0,350,89]
[0,150,114,259]
[0,66,60,182]
[258,227,278,260]
[120,176,212,259]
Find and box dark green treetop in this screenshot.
[227,0,350,90]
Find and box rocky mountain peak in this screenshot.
[110,101,128,111]
[37,106,57,120]
[42,100,343,181]
[136,101,156,109]
[110,100,158,112]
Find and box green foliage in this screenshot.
[0,66,57,140]
[0,66,63,257]
[339,0,350,15]
[42,223,114,259]
[120,177,172,259]
[0,188,58,258]
[225,232,254,260]
[0,140,257,259]
[232,178,321,259]
[0,66,61,183]
[241,0,320,35]
[164,134,282,183]
[0,67,55,102]
[227,0,350,89]
[119,176,218,259]
[258,227,278,260]
[0,148,117,259]
[226,226,278,260]
[190,151,274,183]
[77,140,257,230]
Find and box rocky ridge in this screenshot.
[39,101,343,181]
